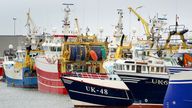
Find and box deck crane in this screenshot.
[128,6,151,40]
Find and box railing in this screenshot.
[63,72,108,79]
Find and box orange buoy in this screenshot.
[89,50,98,61]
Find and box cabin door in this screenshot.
[136,65,141,73]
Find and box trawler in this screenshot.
[3,10,44,87]
[35,4,79,94]
[59,33,134,107]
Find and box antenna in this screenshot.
[175,14,179,32]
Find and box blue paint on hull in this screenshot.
[6,67,37,88]
[61,77,134,106]
[118,74,168,104]
[6,76,37,88]
[164,81,192,108]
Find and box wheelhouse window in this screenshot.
[116,64,120,70]
[161,67,164,72]
[122,65,125,70]
[156,67,160,72]
[57,47,61,52]
[132,65,135,71]
[143,66,146,71]
[126,65,130,70]
[50,47,56,52]
[151,67,154,72]
[119,65,123,70]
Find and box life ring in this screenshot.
[89,50,98,61]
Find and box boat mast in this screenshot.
[62,3,73,35]
[113,9,123,44]
[114,9,123,37]
[25,9,38,50]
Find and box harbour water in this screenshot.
[0,81,73,108]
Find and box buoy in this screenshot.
[90,46,102,60]
[89,50,98,61]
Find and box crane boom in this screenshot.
[128,6,151,40]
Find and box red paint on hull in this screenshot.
[38,81,67,94]
[36,67,68,95]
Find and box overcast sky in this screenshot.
[1,0,192,37]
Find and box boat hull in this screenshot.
[35,57,67,94]
[62,77,134,107]
[6,75,37,87]
[3,62,37,87]
[117,72,169,106]
[164,71,192,108]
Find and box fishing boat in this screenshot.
[164,71,192,108]
[3,48,43,87]
[59,33,134,107]
[62,74,133,107]
[114,38,192,108]
[114,52,168,107]
[35,4,79,94]
[164,54,192,108]
[2,10,44,87]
